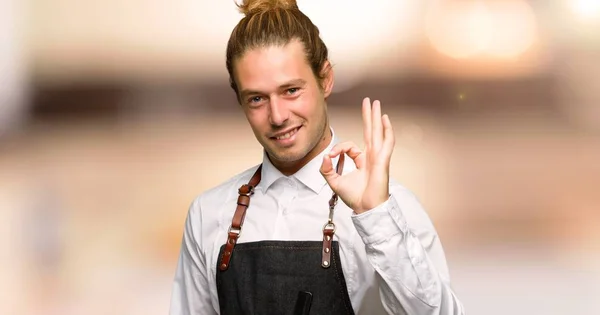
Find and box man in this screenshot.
[170,0,465,314]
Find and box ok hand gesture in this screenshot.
[320,97,396,214]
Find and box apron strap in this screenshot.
[322,153,344,268]
[220,165,262,271]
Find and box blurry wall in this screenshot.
[1,1,600,314]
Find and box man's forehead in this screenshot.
[238,44,306,73]
[235,44,313,94]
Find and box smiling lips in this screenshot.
[271,126,301,142]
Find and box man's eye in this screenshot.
[286,88,298,94]
[249,96,263,103]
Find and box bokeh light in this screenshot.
[426,0,493,59]
[569,0,600,20]
[485,0,537,58]
[425,0,536,59]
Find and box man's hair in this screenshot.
[225,0,330,102]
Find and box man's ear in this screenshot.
[320,60,334,98]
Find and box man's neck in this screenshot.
[269,127,332,176]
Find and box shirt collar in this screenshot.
[260,127,340,194]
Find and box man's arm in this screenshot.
[352,187,465,315]
[170,198,217,315]
[320,98,464,314]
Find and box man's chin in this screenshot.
[267,149,305,164]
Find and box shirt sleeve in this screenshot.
[351,187,465,315]
[169,198,218,315]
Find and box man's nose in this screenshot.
[268,97,289,126]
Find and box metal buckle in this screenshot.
[322,222,336,234]
[238,185,254,196]
[228,225,241,237]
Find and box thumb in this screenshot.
[320,154,339,190]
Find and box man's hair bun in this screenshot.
[237,0,299,16]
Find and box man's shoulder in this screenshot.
[194,163,262,206]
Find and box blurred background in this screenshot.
[1,0,599,314]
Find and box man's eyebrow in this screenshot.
[279,79,307,89]
[239,88,261,98]
[239,79,307,98]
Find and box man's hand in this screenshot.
[320,97,395,214]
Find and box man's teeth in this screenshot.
[276,128,298,140]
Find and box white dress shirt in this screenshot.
[169,129,465,315]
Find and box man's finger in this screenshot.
[328,141,365,169]
[329,141,366,169]
[320,154,339,190]
[362,97,372,149]
[382,114,395,156]
[329,141,359,156]
[371,100,383,151]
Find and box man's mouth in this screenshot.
[271,126,301,140]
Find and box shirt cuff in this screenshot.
[351,195,408,245]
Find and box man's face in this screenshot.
[233,39,333,171]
